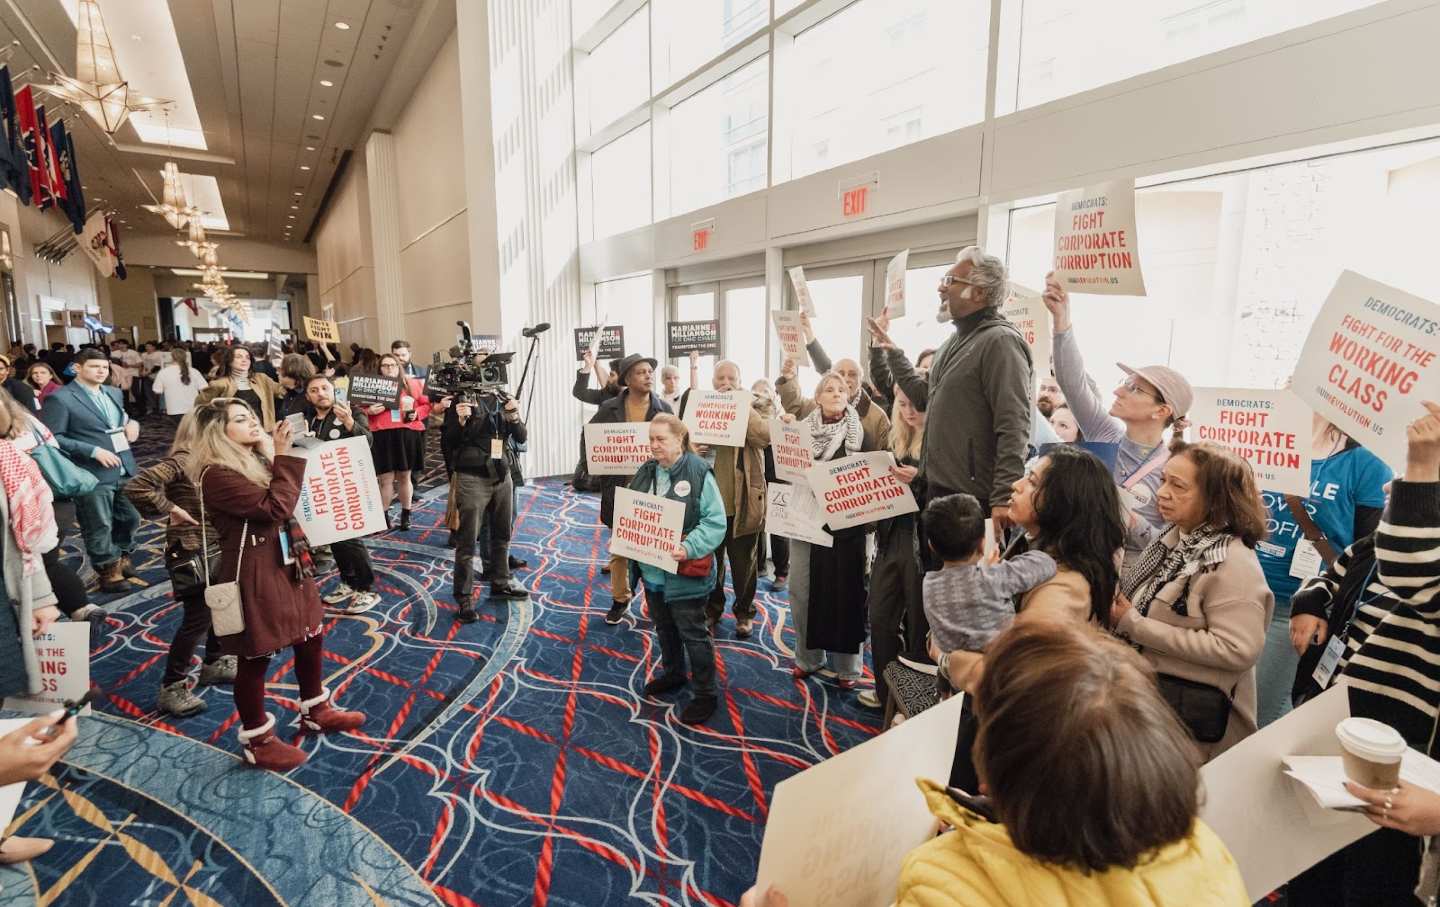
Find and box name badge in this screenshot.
[1289,538,1325,580]
[1312,635,1347,688]
[1256,540,1287,559]
[389,409,402,423]
[108,427,130,453]
[491,438,504,460]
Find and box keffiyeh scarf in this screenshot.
[805,405,863,460]
[1120,524,1231,618]
[0,437,56,576]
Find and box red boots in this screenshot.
[299,687,365,733]
[239,690,365,771]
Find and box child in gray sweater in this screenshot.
[922,493,1057,661]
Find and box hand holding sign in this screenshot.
[866,314,895,350]
[884,249,909,317]
[1406,401,1440,481]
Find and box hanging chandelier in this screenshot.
[37,0,168,135]
[142,162,194,229]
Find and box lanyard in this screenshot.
[1121,442,1168,490]
[1333,561,1380,646]
[87,387,119,429]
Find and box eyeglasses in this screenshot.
[940,275,976,288]
[1120,377,1162,402]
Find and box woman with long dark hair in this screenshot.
[362,352,430,530]
[152,347,202,420]
[197,346,284,429]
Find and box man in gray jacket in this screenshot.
[870,246,1033,551]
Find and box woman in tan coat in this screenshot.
[197,346,283,430]
[1113,440,1273,758]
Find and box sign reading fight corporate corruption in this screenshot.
[1291,270,1440,472]
[1189,388,1312,497]
[346,373,404,408]
[583,423,652,476]
[573,325,625,361]
[884,249,909,317]
[770,418,814,484]
[771,310,812,367]
[766,482,833,547]
[292,436,386,546]
[1000,285,1052,394]
[303,315,341,343]
[684,389,752,447]
[1052,179,1146,296]
[5,622,92,716]
[805,451,919,531]
[788,266,816,316]
[667,320,722,358]
[610,488,685,573]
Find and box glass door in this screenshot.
[784,261,872,393]
[870,248,961,373]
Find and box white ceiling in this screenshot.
[0,0,428,250]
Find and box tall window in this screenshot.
[652,0,767,90]
[780,0,989,181]
[592,124,653,239]
[667,56,769,216]
[583,7,649,135]
[594,274,656,367]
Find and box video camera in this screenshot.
[428,321,516,404]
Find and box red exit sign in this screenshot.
[839,173,878,219]
[690,218,716,253]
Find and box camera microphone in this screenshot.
[522,322,552,338]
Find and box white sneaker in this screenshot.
[322,583,357,606]
[896,654,939,676]
[857,690,882,709]
[344,591,381,613]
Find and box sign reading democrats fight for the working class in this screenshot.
[1189,388,1312,497]
[684,389,752,447]
[805,451,918,531]
[1292,270,1440,472]
[583,423,652,476]
[610,487,685,573]
[1052,179,1146,297]
[293,436,386,547]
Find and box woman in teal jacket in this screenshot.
[627,413,728,724]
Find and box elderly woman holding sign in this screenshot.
[781,369,875,690]
[627,413,727,725]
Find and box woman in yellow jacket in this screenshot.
[743,620,1249,907]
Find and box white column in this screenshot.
[455,0,507,338]
[365,130,404,345]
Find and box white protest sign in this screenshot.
[683,389,753,447]
[1291,270,1440,472]
[1189,388,1312,497]
[1199,684,1372,903]
[769,418,814,484]
[788,266,815,316]
[610,487,685,573]
[293,436,386,546]
[584,423,652,477]
[884,249,909,317]
[765,482,833,547]
[755,693,967,907]
[5,622,91,715]
[999,284,1052,394]
[1052,179,1146,296]
[771,310,812,368]
[806,451,919,531]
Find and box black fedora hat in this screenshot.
[614,353,658,382]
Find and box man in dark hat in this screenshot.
[588,353,671,624]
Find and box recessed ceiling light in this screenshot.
[290,204,299,210]
[334,21,350,30]
[305,146,316,151]
[311,113,325,120]
[300,165,311,170]
[288,214,296,219]
[293,191,303,196]
[319,79,334,87]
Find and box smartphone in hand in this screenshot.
[34,688,98,742]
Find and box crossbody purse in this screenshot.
[198,469,247,636]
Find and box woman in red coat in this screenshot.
[362,353,431,530]
[189,398,365,770]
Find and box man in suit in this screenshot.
[391,340,428,380]
[41,349,145,594]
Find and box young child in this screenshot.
[922,493,1056,688]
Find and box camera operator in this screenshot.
[442,389,529,622]
[303,375,382,613]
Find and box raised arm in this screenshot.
[201,457,308,524]
[1375,402,1440,613]
[1044,274,1124,444]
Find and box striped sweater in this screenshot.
[1310,481,1440,752]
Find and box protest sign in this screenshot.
[755,693,966,907]
[1189,387,1312,496]
[1291,270,1440,472]
[5,622,91,715]
[788,266,815,316]
[472,334,502,354]
[292,436,386,546]
[805,451,919,530]
[884,249,909,317]
[574,325,625,361]
[684,389,753,447]
[771,310,812,368]
[1000,284,1052,393]
[765,483,833,547]
[1052,179,1146,296]
[667,319,721,358]
[610,487,685,573]
[303,315,340,343]
[584,423,652,476]
[769,418,814,484]
[347,373,403,408]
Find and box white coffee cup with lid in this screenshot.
[1335,717,1406,788]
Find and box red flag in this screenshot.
[12,86,43,205]
[35,105,64,209]
[181,297,198,316]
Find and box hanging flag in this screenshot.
[34,105,64,211]
[0,68,26,203]
[50,119,83,232]
[13,85,43,205]
[178,297,197,316]
[109,214,127,280]
[78,210,115,277]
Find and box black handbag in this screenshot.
[165,539,215,598]
[1157,673,1233,744]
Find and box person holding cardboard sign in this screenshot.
[363,353,431,532]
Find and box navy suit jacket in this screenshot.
[40,381,137,482]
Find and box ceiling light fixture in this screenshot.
[37,0,169,136]
[305,145,316,151]
[334,21,351,30]
[311,113,325,120]
[141,161,194,230]
[300,165,310,170]
[293,191,302,196]
[319,79,334,87]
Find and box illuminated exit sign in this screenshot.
[691,218,716,253]
[839,172,878,219]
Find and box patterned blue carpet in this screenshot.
[1,415,882,906]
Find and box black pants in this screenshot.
[649,586,716,697]
[332,538,374,591]
[867,523,927,704]
[41,548,88,617]
[1288,826,1421,906]
[454,471,513,597]
[706,518,760,623]
[760,534,789,578]
[162,588,221,686]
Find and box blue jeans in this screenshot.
[646,584,716,697]
[74,481,140,570]
[1255,597,1300,728]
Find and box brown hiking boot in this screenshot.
[97,561,129,594]
[119,555,149,587]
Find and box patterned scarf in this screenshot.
[0,437,57,576]
[1120,524,1231,618]
[806,405,863,460]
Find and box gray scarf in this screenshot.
[805,405,863,460]
[1120,524,1230,618]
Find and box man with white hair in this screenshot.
[870,246,1033,549]
[778,312,891,451]
[658,364,682,409]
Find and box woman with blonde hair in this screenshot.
[189,398,365,770]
